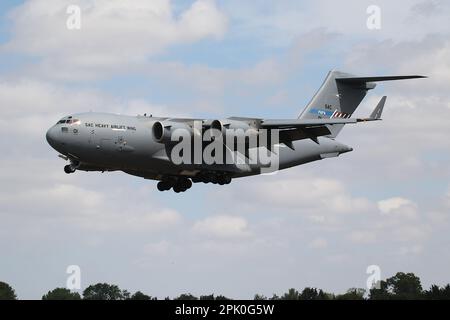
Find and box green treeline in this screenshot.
[1,272,450,300]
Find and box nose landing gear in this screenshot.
[64,160,79,174]
[64,165,76,174]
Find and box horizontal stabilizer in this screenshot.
[261,118,357,129]
[336,75,426,83]
[370,96,386,119]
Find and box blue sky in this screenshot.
[0,0,449,299]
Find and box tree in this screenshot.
[423,284,450,300]
[83,283,125,300]
[368,279,391,300]
[317,290,333,300]
[369,272,423,300]
[387,272,422,299]
[298,287,331,300]
[299,288,318,300]
[129,291,153,300]
[122,290,131,300]
[254,294,267,300]
[0,281,17,300]
[42,288,81,300]
[281,288,300,300]
[174,293,198,300]
[198,294,229,300]
[336,288,365,300]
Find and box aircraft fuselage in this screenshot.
[46,112,353,190]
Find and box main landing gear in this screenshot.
[191,172,232,185]
[157,177,192,193]
[157,173,233,193]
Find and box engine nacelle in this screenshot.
[223,120,259,141]
[210,119,224,132]
[152,121,192,144]
[152,119,260,145]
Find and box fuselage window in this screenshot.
[61,127,69,133]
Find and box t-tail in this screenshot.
[298,70,426,137]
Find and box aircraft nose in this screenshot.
[46,126,58,148]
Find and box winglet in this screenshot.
[370,96,387,119]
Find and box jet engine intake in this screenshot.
[152,121,192,144]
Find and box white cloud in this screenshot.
[192,215,251,239]
[0,78,190,144]
[371,197,432,244]
[178,0,227,40]
[114,209,182,232]
[143,240,171,256]
[393,225,428,243]
[309,237,328,249]
[3,0,227,79]
[222,174,372,220]
[348,230,377,244]
[134,27,337,96]
[345,34,450,90]
[398,244,424,256]
[335,91,450,185]
[224,0,450,46]
[427,211,449,225]
[378,197,419,220]
[0,79,101,118]
[0,179,182,233]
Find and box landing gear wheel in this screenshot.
[218,176,226,185]
[182,179,192,190]
[224,176,232,185]
[64,165,74,174]
[157,181,171,191]
[157,181,165,191]
[172,178,192,193]
[217,175,231,185]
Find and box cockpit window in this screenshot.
[67,119,80,125]
[57,118,80,125]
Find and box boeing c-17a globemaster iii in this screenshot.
[46,71,425,193]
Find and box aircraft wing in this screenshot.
[153,96,386,148]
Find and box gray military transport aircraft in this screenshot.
[46,71,425,193]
